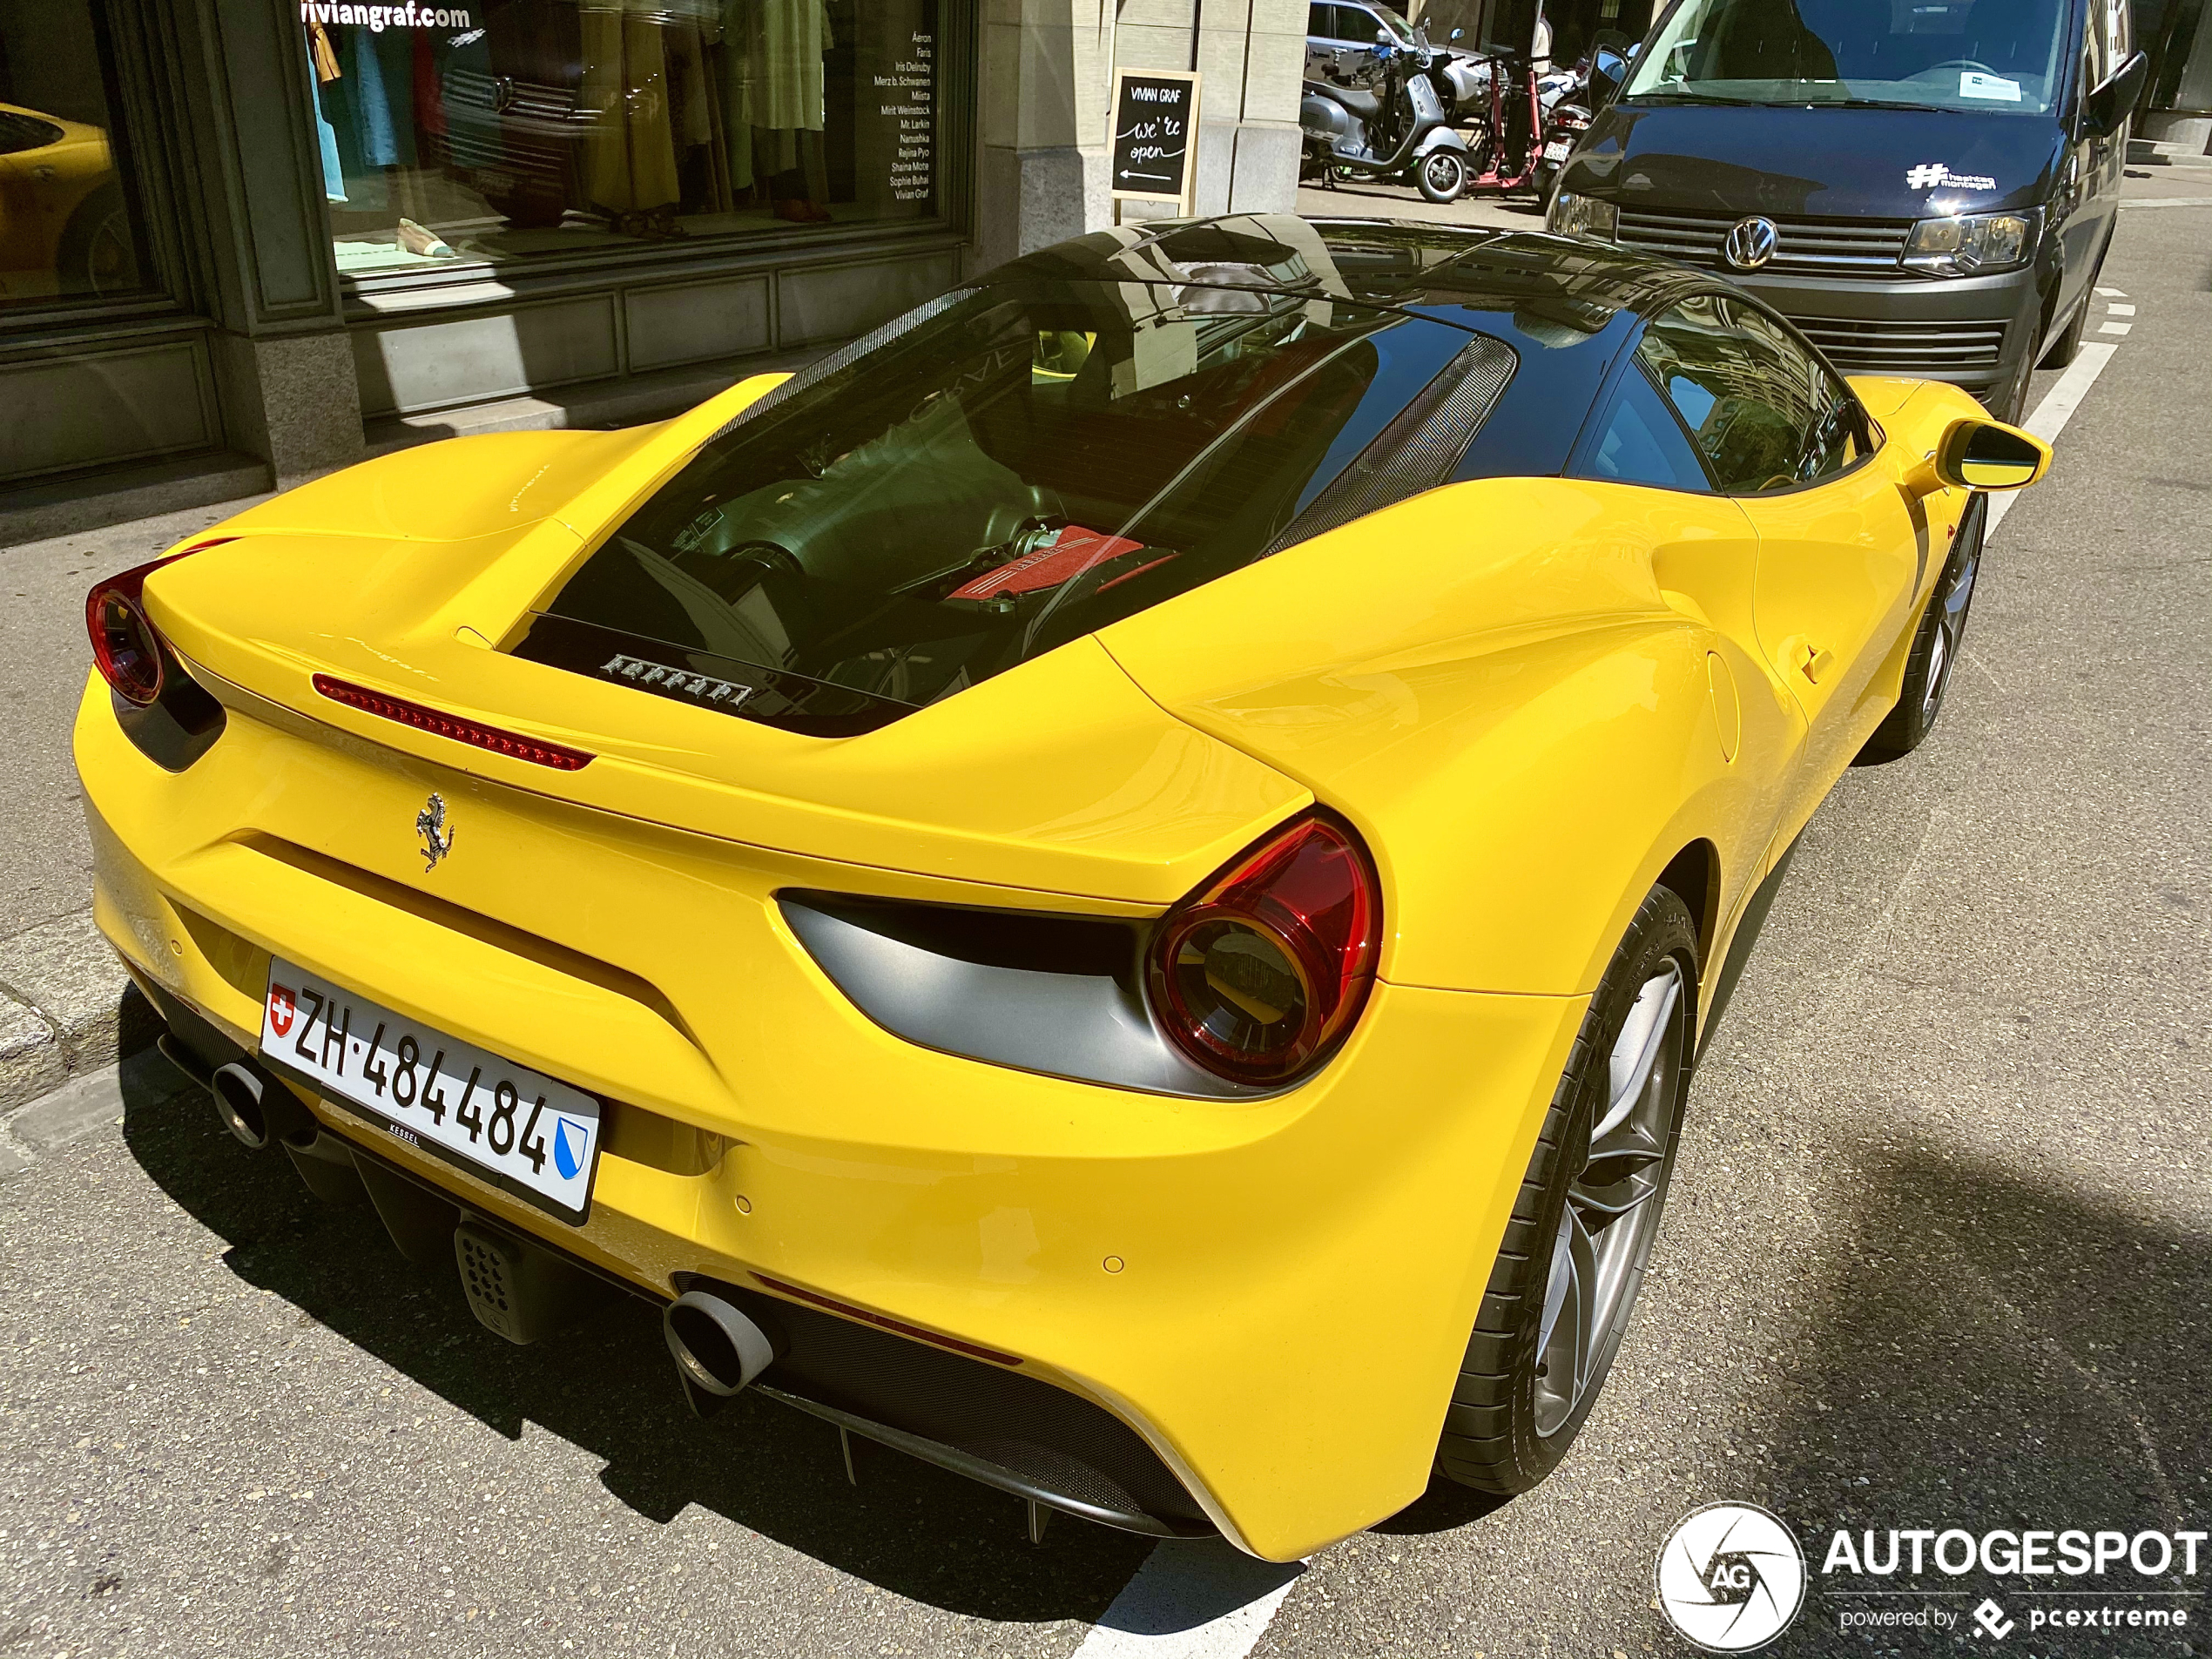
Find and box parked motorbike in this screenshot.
[1300,35,1474,205]
[1418,26,1491,129]
[1533,36,1634,203]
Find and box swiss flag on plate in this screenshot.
[949,525,1145,601]
[268,985,296,1037]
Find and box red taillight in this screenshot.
[312,675,596,771]
[1148,812,1381,1085]
[85,540,234,706]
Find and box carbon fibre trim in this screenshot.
[1267,333,1519,554]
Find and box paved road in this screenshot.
[1,180,2206,1657]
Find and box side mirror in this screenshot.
[2082,51,2148,138]
[1589,45,1629,108]
[1376,28,1391,43]
[1450,25,1464,40]
[1919,416,2051,494]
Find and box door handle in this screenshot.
[1783,636,1835,685]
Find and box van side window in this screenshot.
[1638,294,1863,494]
[1575,362,1716,493]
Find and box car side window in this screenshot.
[1309,4,1333,37]
[1639,294,1860,494]
[1577,362,1715,494]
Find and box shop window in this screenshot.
[0,0,151,311]
[302,0,942,277]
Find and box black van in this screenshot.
[1546,0,2149,417]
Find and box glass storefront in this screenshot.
[0,0,150,308]
[300,0,943,277]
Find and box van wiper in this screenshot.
[1628,90,1771,106]
[1823,96,1946,111]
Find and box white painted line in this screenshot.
[2120,196,2212,208]
[1071,1541,1306,1659]
[2106,302,2136,316]
[1986,341,2121,540]
[2095,286,2127,297]
[2099,320,2134,335]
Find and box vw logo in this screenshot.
[1723,216,1779,271]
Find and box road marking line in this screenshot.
[2119,195,2212,208]
[2106,302,2136,316]
[2095,286,2127,297]
[1986,341,2121,540]
[2099,320,2134,335]
[1071,1541,1306,1659]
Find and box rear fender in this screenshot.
[1103,478,1770,1000]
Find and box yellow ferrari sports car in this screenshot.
[75,216,2047,1561]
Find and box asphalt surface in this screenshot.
[1,177,2207,1657]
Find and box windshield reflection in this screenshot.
[1623,0,2071,115]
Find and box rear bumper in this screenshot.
[76,671,1585,1561]
[1729,264,2043,405]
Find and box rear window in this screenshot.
[514,276,1487,733]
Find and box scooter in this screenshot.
[1456,50,1548,197]
[1300,36,1473,205]
[1418,25,1491,130]
[1534,37,1634,202]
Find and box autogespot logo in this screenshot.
[1656,1503,1808,1652]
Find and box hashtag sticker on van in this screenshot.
[1906,162,1999,192]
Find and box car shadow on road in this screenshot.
[117,1070,1156,1622]
[1752,1132,2210,1654]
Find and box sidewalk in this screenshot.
[0,493,272,1107]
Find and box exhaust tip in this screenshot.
[664,1291,778,1402]
[211,1062,270,1149]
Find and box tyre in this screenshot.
[1858,491,1986,761]
[1417,148,1467,204]
[2037,290,2092,371]
[1436,885,1697,1495]
[2039,246,2107,370]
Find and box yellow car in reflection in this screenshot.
[74,217,2047,1561]
[0,102,132,301]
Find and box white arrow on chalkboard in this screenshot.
[1119,170,1172,183]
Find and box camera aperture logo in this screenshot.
[1656,1503,1808,1652]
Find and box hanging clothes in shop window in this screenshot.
[581,0,685,230]
[722,0,833,219]
[307,26,347,204]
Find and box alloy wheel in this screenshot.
[1922,504,1984,725]
[1533,959,1685,1438]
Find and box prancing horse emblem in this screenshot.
[415,792,455,872]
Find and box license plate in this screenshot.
[260,963,603,1224]
[1542,139,1572,161]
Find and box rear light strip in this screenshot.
[312,674,595,771]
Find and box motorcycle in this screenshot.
[1300,34,1474,205]
[1533,36,1635,203]
[1419,26,1491,130]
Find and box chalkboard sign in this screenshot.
[1108,70,1202,210]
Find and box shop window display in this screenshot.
[0,0,150,309]
[301,0,941,274]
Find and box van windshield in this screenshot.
[1623,0,2072,115]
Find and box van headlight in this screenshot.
[1548,192,1617,240]
[1903,210,2038,276]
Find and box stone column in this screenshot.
[972,0,1305,270]
[178,0,366,489]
